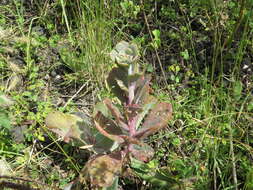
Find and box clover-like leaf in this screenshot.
[135,102,172,139]
[84,151,123,187]
[130,143,154,162]
[110,41,138,66]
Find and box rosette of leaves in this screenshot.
[44,41,172,189]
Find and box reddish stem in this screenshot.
[128,115,137,136]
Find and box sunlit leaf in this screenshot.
[93,102,110,118]
[135,102,172,139]
[45,111,94,146]
[116,79,129,92]
[110,41,138,65]
[7,74,22,91]
[0,94,14,107]
[84,151,123,187]
[0,158,12,176]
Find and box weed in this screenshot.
[44,41,172,189]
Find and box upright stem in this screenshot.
[128,116,137,136]
[128,64,135,105]
[128,82,135,105]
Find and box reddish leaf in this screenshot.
[133,75,152,106]
[130,143,154,162]
[120,136,142,146]
[135,95,157,130]
[94,112,124,143]
[134,102,172,139]
[103,98,128,131]
[84,151,124,187]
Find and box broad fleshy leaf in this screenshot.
[94,112,124,143]
[45,111,94,146]
[133,75,152,106]
[107,67,128,102]
[135,95,157,129]
[131,143,154,162]
[103,98,128,131]
[84,151,123,187]
[93,101,110,118]
[135,102,172,139]
[110,41,138,66]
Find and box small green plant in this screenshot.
[44,41,172,188]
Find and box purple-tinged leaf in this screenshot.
[125,103,142,120]
[120,135,143,146]
[94,112,124,143]
[133,75,152,106]
[134,102,172,139]
[103,98,128,131]
[135,95,157,130]
[84,151,124,187]
[130,143,154,162]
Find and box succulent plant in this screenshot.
[44,41,172,189]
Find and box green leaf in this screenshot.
[7,74,22,91]
[110,41,138,65]
[45,111,117,153]
[0,112,11,129]
[233,80,242,100]
[180,49,189,60]
[0,94,14,107]
[107,67,128,102]
[45,111,94,146]
[93,102,110,118]
[130,159,179,188]
[152,29,161,49]
[135,102,172,139]
[84,151,123,187]
[105,177,119,190]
